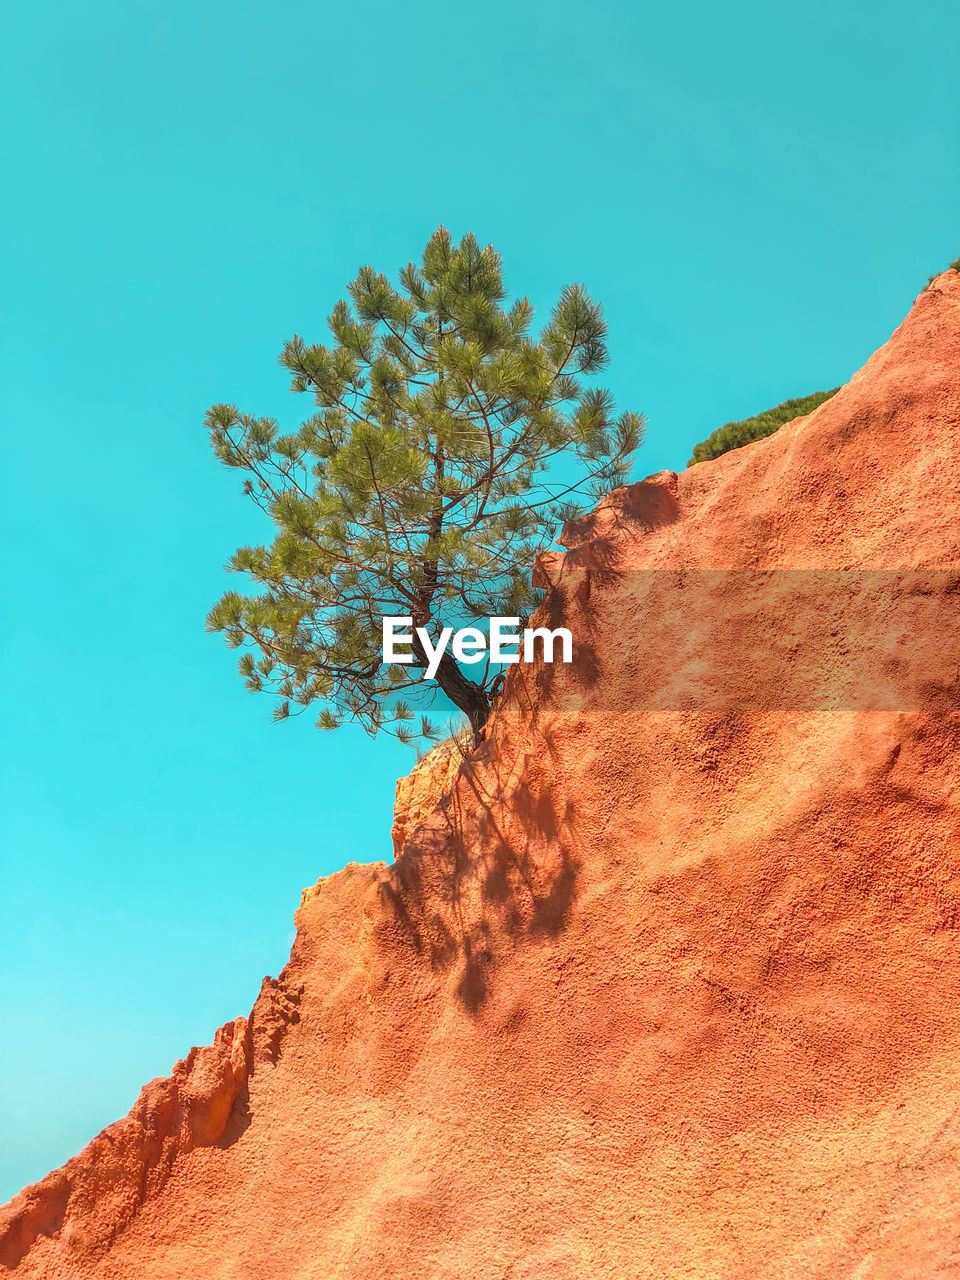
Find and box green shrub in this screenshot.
[924,256,959,290]
[688,389,840,466]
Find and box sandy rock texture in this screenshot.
[3,271,960,1278]
[391,738,465,858]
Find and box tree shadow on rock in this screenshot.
[377,737,582,1016]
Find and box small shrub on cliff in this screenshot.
[687,388,840,466]
[206,228,643,743]
[925,257,960,289]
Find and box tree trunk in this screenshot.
[409,627,491,740]
[432,651,491,740]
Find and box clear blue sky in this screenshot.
[1,0,956,1202]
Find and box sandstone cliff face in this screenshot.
[391,739,465,858]
[4,271,960,1279]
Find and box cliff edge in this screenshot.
[3,271,960,1279]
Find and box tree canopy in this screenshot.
[206,227,643,743]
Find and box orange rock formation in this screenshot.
[391,738,465,858]
[4,271,960,1278]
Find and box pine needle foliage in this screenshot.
[206,227,644,744]
[687,388,840,466]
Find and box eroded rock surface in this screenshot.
[391,739,465,858]
[4,272,960,1278]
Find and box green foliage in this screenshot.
[923,256,959,290]
[206,227,644,743]
[687,389,839,466]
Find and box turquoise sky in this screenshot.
[1,0,957,1202]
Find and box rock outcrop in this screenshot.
[391,738,465,858]
[3,271,960,1278]
[0,1020,248,1272]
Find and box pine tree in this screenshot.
[206,228,643,744]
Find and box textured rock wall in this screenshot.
[391,739,465,858]
[4,271,960,1278]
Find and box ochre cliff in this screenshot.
[3,271,960,1278]
[391,738,465,858]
